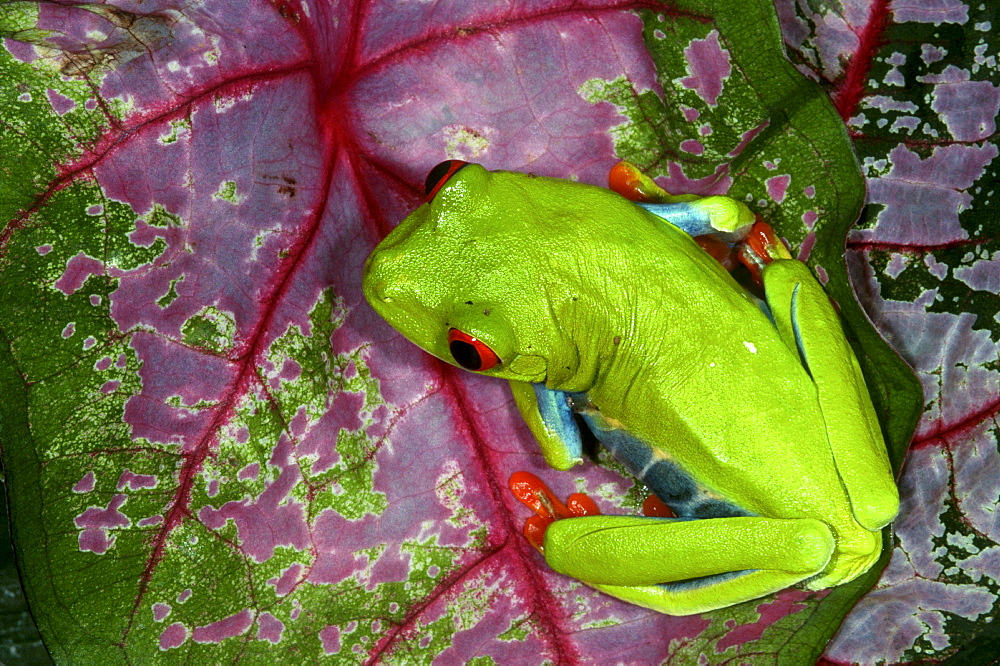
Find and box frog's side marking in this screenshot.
[363,161,898,615]
[561,390,753,520]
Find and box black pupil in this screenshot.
[425,161,457,197]
[449,340,482,371]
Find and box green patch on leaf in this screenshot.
[145,203,184,228]
[159,117,192,146]
[157,276,183,308]
[213,180,242,204]
[498,616,531,642]
[181,306,236,352]
[578,76,671,168]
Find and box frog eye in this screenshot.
[448,328,500,371]
[425,160,469,200]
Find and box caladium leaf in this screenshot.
[0,0,921,663]
[773,0,1000,662]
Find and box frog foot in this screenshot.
[509,471,601,551]
[641,493,676,518]
[738,218,793,284]
[695,236,739,272]
[509,472,680,549]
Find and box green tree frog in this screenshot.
[362,160,899,616]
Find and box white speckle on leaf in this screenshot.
[891,116,920,133]
[946,531,980,555]
[743,341,757,353]
[865,95,919,113]
[443,124,493,159]
[921,44,947,64]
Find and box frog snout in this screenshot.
[367,280,393,304]
[363,253,410,305]
[364,273,398,305]
[363,254,391,299]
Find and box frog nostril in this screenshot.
[370,280,393,304]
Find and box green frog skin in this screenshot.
[362,161,898,615]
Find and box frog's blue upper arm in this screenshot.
[532,383,582,462]
[637,202,717,237]
[637,198,753,242]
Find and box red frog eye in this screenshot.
[447,328,500,371]
[425,160,469,200]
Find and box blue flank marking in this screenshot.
[531,384,582,462]
[790,283,811,377]
[567,398,751,520]
[564,394,760,588]
[658,569,754,592]
[750,293,774,322]
[637,202,715,237]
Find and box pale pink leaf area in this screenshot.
[158,623,187,651]
[72,472,96,494]
[765,174,791,203]
[192,609,254,644]
[152,603,171,622]
[679,30,731,107]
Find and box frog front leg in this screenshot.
[509,380,584,471]
[608,161,755,242]
[543,514,834,615]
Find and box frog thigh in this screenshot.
[762,260,899,530]
[544,515,834,615]
[509,381,583,471]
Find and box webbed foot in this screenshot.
[510,471,677,549]
[509,471,600,551]
[738,219,793,283]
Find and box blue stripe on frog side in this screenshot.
[566,393,753,521]
[658,569,754,593]
[546,392,759,591]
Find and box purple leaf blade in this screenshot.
[0,0,918,662]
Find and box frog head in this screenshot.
[363,162,638,389]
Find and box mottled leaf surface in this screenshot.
[775,0,1000,662]
[0,0,925,663]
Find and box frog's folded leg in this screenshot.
[544,514,835,616]
[509,381,582,471]
[762,260,899,531]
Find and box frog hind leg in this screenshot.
[762,259,899,531]
[544,514,834,616]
